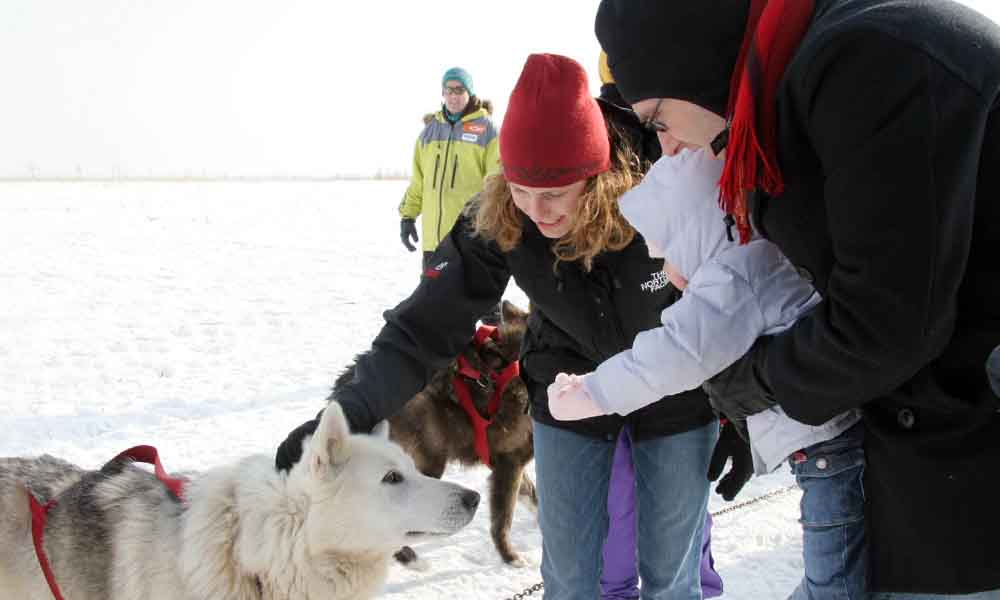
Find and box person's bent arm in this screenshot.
[482,122,502,179]
[588,261,766,415]
[337,211,510,432]
[764,33,983,424]
[275,210,510,471]
[399,138,425,220]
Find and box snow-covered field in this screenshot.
[0,181,803,599]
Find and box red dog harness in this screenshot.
[453,325,520,468]
[29,445,188,600]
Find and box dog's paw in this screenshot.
[502,553,530,568]
[393,546,431,572]
[507,555,530,568]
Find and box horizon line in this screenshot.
[0,174,411,183]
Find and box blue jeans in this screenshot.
[534,421,716,600]
[602,427,723,600]
[788,423,867,600]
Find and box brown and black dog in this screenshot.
[332,301,536,566]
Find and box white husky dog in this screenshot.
[0,403,480,600]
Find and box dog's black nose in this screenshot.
[462,490,481,512]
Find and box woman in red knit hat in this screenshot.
[275,53,732,599]
[479,54,719,598]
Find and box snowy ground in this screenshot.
[0,181,803,599]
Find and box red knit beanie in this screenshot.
[500,54,611,187]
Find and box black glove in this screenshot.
[707,418,754,501]
[400,218,419,252]
[702,337,776,437]
[275,397,373,472]
[275,413,322,472]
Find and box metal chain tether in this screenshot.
[709,484,799,517]
[501,484,800,600]
[504,581,545,600]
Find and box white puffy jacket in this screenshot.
[586,149,859,474]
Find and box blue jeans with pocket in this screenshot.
[788,422,868,600]
[534,420,717,600]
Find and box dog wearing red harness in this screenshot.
[0,403,480,600]
[332,300,536,566]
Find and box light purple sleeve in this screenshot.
[585,262,767,416]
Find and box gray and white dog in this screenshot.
[0,403,479,600]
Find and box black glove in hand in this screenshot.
[275,414,321,472]
[707,418,753,501]
[702,336,776,431]
[400,218,419,252]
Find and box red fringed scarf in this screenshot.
[718,0,815,244]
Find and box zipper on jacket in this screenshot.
[608,295,630,350]
[436,123,456,242]
[431,154,441,190]
[593,265,630,351]
[450,154,459,188]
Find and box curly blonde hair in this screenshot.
[472,121,643,271]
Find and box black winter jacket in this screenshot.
[337,211,715,443]
[753,0,1000,592]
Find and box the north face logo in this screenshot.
[640,271,670,293]
[423,261,449,279]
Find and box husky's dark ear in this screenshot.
[501,300,527,324]
[371,420,390,440]
[310,402,351,477]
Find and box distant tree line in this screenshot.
[0,165,411,182]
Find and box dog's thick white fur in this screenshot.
[0,403,479,600]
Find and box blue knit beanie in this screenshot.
[442,67,474,96]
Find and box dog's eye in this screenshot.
[382,470,404,485]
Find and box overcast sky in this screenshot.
[2,1,997,178]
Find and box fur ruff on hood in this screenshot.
[423,97,493,124]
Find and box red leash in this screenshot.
[453,325,521,468]
[29,445,188,600]
[28,497,64,600]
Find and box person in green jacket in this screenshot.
[398,67,500,271]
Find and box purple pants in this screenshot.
[601,428,723,599]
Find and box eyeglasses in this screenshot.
[443,85,467,96]
[639,98,668,133]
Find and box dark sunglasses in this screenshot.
[443,85,467,96]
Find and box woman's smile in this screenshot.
[535,215,566,231]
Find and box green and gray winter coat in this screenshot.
[399,97,500,251]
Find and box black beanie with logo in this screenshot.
[595,0,750,116]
